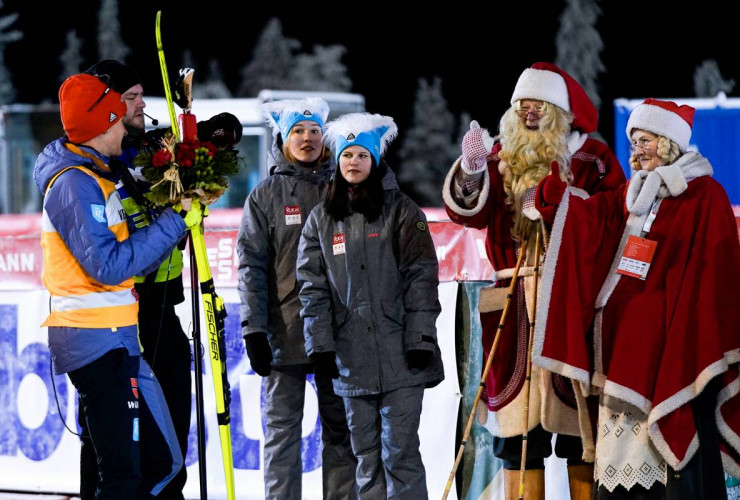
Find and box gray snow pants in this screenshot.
[262,364,357,500]
[343,385,427,499]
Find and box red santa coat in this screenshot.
[443,137,624,436]
[533,151,740,474]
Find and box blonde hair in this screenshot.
[282,128,332,165]
[498,100,574,241]
[628,135,681,170]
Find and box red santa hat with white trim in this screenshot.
[510,62,598,134]
[625,98,695,152]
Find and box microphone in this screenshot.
[144,112,159,126]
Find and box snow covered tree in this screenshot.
[59,30,83,84]
[97,0,129,62]
[181,50,198,75]
[237,18,299,96]
[555,0,604,108]
[398,77,455,206]
[194,59,233,99]
[0,1,22,105]
[289,44,352,92]
[452,111,471,163]
[694,59,735,97]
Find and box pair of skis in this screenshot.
[156,11,235,500]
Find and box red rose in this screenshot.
[176,142,195,167]
[202,141,219,157]
[152,149,172,168]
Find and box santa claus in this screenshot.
[443,62,625,499]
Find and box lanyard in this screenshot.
[641,198,663,237]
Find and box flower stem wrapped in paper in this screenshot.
[133,131,240,207]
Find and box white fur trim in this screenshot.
[511,68,570,111]
[594,212,647,309]
[324,113,398,157]
[626,103,692,151]
[713,359,740,439]
[442,156,490,218]
[568,186,589,199]
[532,190,593,388]
[262,97,330,135]
[718,368,740,477]
[601,379,652,416]
[650,428,699,472]
[566,131,588,154]
[723,452,740,479]
[646,356,739,470]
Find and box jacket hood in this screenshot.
[34,137,112,194]
[380,164,399,191]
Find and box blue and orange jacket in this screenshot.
[34,137,187,329]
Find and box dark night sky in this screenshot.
[2,0,733,151]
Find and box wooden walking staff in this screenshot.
[518,227,542,500]
[441,236,531,500]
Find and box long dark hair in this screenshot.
[324,157,387,222]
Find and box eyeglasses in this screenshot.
[630,137,658,153]
[517,105,544,116]
[87,74,111,112]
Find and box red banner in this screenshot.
[0,209,494,290]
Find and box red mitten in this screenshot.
[535,161,567,222]
[461,120,495,174]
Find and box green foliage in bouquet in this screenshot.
[133,133,240,206]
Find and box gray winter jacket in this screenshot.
[237,152,333,365]
[297,171,444,396]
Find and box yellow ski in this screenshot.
[155,11,234,499]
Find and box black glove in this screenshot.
[244,332,273,376]
[406,349,433,371]
[198,112,243,149]
[310,351,339,380]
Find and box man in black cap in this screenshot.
[86,59,148,134]
[77,59,242,500]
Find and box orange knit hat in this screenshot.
[59,74,127,143]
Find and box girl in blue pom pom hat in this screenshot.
[297,112,444,498]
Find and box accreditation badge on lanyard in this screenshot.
[284,206,302,225]
[617,236,657,280]
[332,233,346,255]
[617,199,661,280]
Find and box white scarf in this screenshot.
[625,151,713,216]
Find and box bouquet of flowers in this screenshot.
[133,133,240,206]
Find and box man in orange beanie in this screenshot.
[74,60,243,500]
[78,59,193,500]
[34,73,202,499]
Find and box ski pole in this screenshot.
[518,227,542,500]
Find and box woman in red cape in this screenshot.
[534,98,740,499]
